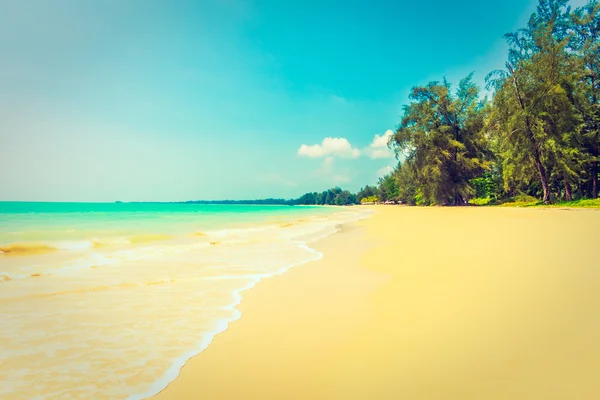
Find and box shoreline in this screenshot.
[0,205,371,399]
[127,211,373,400]
[150,215,383,399]
[127,243,326,400]
[151,206,600,399]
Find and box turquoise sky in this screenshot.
[0,0,589,201]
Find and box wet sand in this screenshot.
[152,207,600,400]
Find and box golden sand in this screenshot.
[152,207,600,399]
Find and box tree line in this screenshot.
[362,0,599,206]
[189,1,598,208]
[180,189,358,206]
[289,187,358,206]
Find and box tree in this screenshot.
[391,74,491,205]
[359,0,600,206]
[378,172,399,202]
[357,185,379,202]
[396,161,418,205]
[334,191,350,205]
[291,187,358,206]
[572,1,600,197]
[487,0,581,203]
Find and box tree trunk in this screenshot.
[592,161,598,199]
[509,65,551,203]
[528,124,550,203]
[564,177,572,201]
[590,73,598,199]
[534,156,551,203]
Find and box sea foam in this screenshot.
[0,206,373,399]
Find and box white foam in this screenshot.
[0,207,373,399]
[54,241,95,251]
[125,211,369,400]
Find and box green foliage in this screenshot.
[549,198,600,207]
[414,188,429,206]
[513,194,540,203]
[470,172,500,200]
[357,185,379,202]
[499,197,600,208]
[360,196,379,203]
[366,0,599,207]
[297,0,599,209]
[390,74,492,205]
[498,194,541,207]
[377,171,400,202]
[468,197,493,206]
[291,187,357,206]
[485,0,599,203]
[396,161,418,205]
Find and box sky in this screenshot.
[0,0,591,201]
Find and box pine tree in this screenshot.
[391,75,490,205]
[487,0,580,202]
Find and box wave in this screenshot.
[0,207,375,399]
[126,241,325,400]
[55,241,95,250]
[127,211,375,400]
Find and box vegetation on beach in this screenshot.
[358,0,599,207]
[287,1,599,209]
[499,197,600,208]
[289,187,357,206]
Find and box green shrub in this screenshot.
[512,194,539,203]
[415,189,429,206]
[469,197,492,206]
[542,198,600,208]
[360,196,379,204]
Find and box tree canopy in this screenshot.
[391,75,491,205]
[361,0,599,206]
[213,1,599,208]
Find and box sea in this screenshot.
[0,202,372,399]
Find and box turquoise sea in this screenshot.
[0,202,339,251]
[0,202,370,399]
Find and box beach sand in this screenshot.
[152,207,600,399]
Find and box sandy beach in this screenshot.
[153,206,600,400]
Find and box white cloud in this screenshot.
[378,166,394,177]
[298,137,361,159]
[365,129,395,159]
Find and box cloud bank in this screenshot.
[298,130,395,161]
[298,137,361,158]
